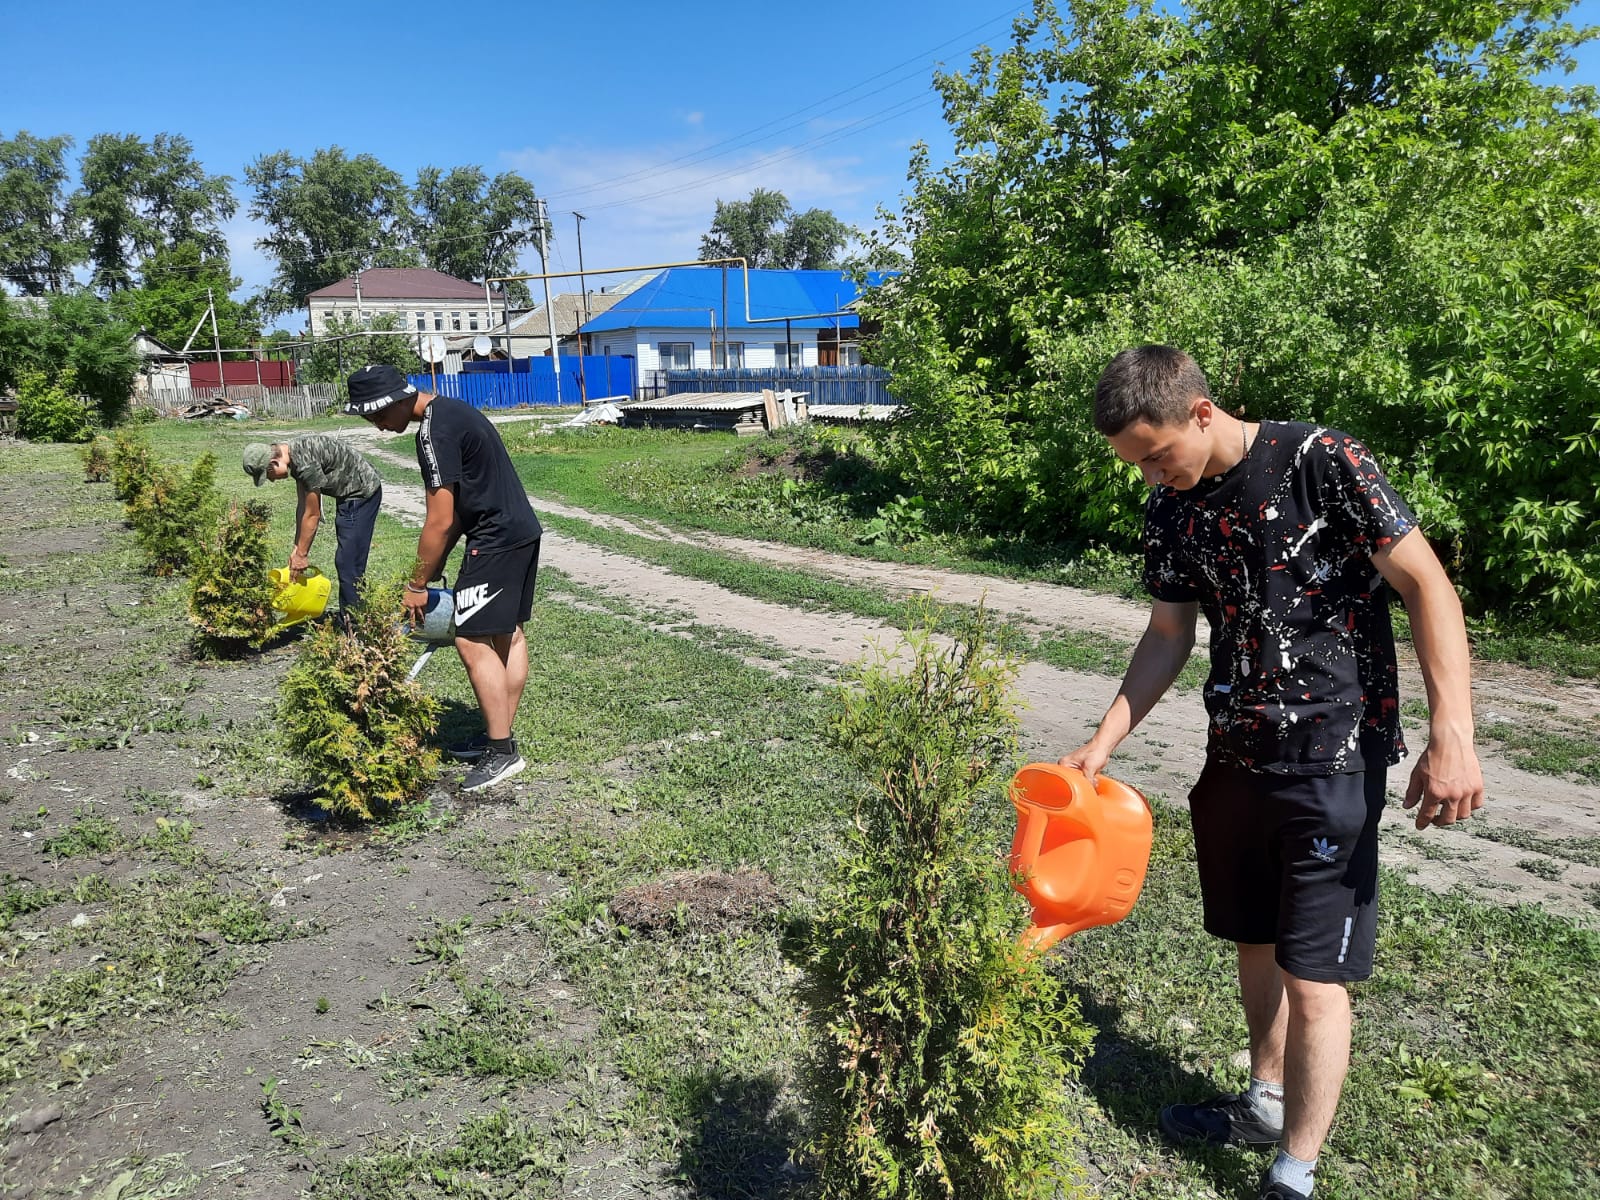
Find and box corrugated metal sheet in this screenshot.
[807,404,901,423]
[621,391,767,412]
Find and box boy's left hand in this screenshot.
[1402,729,1484,829]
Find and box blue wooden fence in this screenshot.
[410,355,635,408]
[665,366,895,407]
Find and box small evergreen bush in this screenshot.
[189,500,277,656]
[277,580,440,820]
[15,369,93,444]
[80,436,112,482]
[110,431,157,502]
[802,609,1092,1199]
[126,452,219,576]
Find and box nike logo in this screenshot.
[453,585,504,625]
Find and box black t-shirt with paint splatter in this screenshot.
[1142,421,1416,775]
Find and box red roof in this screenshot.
[308,268,502,301]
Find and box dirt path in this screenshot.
[346,426,1600,923]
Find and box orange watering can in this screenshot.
[1009,763,1153,953]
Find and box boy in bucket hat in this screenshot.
[344,364,543,793]
[242,434,382,623]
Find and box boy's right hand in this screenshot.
[1059,742,1112,784]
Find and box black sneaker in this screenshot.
[1258,1176,1311,1200]
[1158,1093,1283,1147]
[462,746,526,793]
[446,732,490,761]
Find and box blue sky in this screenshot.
[3,0,1597,330]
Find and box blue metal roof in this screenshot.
[578,267,890,334]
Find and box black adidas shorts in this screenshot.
[1188,756,1386,983]
[451,540,540,638]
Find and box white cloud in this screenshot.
[684,111,705,127]
[499,139,889,294]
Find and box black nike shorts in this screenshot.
[1188,756,1386,982]
[451,540,539,638]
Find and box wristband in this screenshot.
[405,582,429,594]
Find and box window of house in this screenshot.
[658,342,695,370]
[838,343,862,367]
[415,311,426,332]
[724,342,745,369]
[469,313,479,331]
[451,311,462,331]
[774,341,802,368]
[434,311,444,331]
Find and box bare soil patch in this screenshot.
[609,868,783,935]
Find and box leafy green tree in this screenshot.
[245,146,414,317]
[862,0,1600,626]
[113,242,258,353]
[0,291,139,424]
[71,132,236,293]
[0,131,82,294]
[15,368,94,443]
[410,166,545,307]
[302,312,421,388]
[700,187,853,269]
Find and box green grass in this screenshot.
[6,434,1600,1198]
[1053,802,1600,1199]
[1480,721,1600,781]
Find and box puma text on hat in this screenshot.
[343,364,418,416]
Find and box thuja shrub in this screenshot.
[801,610,1093,1199]
[189,500,277,656]
[109,431,157,502]
[277,581,440,820]
[127,452,219,576]
[81,436,112,482]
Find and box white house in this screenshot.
[578,267,875,378]
[306,268,503,339]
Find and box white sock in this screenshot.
[1246,1076,1285,1125]
[1268,1148,1317,1196]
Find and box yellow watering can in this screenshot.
[268,566,331,632]
[1009,763,1154,953]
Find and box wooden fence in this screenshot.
[134,384,339,420]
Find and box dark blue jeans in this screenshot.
[333,485,382,615]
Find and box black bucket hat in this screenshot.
[343,364,417,416]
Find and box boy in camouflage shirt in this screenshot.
[243,435,383,619]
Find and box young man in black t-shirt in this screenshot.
[1060,346,1483,1200]
[345,364,543,793]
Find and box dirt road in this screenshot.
[354,425,1600,922]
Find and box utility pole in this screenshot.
[573,211,591,330]
[536,198,558,362]
[353,269,364,323]
[573,211,589,404]
[207,288,225,396]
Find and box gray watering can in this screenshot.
[405,586,456,681]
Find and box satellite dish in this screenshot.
[472,334,492,356]
[420,335,447,362]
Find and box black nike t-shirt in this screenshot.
[1142,421,1416,775]
[415,396,542,551]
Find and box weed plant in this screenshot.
[126,452,219,575]
[277,580,440,819]
[189,500,277,656]
[802,609,1093,1199]
[80,435,112,482]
